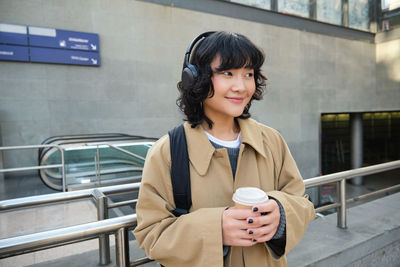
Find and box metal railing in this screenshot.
[0,214,146,267]
[304,160,400,228]
[0,141,148,192]
[91,142,146,187]
[0,182,141,265]
[0,160,399,266]
[0,142,146,265]
[0,144,67,191]
[0,182,140,212]
[88,142,147,264]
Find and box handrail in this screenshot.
[0,214,137,267]
[0,214,135,257]
[104,143,146,161]
[0,182,140,211]
[88,142,147,189]
[347,184,400,204]
[0,144,63,151]
[304,160,400,188]
[314,184,400,213]
[82,142,148,162]
[304,160,400,228]
[0,144,67,191]
[0,182,141,265]
[0,182,142,265]
[108,199,138,209]
[0,164,63,172]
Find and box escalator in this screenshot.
[38,133,157,191]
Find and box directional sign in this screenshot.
[0,44,29,62]
[0,23,28,46]
[29,26,99,51]
[0,23,100,66]
[30,47,100,66]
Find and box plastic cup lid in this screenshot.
[232,187,268,206]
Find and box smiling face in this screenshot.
[203,54,256,124]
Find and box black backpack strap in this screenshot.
[168,124,192,217]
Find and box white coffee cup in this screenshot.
[232,187,269,209]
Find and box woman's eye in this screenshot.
[245,73,254,78]
[223,71,232,76]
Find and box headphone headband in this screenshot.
[181,31,216,91]
[184,31,216,66]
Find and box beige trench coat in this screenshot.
[134,118,315,267]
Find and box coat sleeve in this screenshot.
[133,135,226,267]
[265,131,316,257]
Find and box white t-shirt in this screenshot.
[204,131,242,149]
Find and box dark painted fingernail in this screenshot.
[252,239,257,242]
[249,230,253,234]
[261,212,267,216]
[253,207,258,212]
[248,219,253,224]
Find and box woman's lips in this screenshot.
[226,97,244,103]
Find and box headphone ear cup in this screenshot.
[181,64,198,91]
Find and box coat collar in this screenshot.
[237,118,267,158]
[184,118,267,176]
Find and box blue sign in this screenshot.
[30,47,100,66]
[29,26,99,52]
[0,23,28,46]
[0,23,100,66]
[0,44,29,62]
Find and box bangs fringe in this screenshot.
[215,34,264,71]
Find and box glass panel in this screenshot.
[321,114,351,174]
[382,0,400,11]
[317,0,342,25]
[231,0,271,10]
[278,0,310,18]
[349,0,370,30]
[40,141,154,190]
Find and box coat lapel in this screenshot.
[184,122,215,176]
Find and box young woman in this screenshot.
[134,31,315,267]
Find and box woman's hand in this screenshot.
[222,199,281,246]
[222,208,255,247]
[247,199,281,243]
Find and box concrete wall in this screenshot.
[376,27,400,109]
[0,0,399,179]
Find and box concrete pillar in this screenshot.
[309,0,316,20]
[350,113,363,185]
[368,0,379,33]
[342,0,349,27]
[271,0,278,12]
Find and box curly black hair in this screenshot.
[177,31,267,128]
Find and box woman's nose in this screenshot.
[231,76,246,91]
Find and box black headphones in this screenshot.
[181,31,216,91]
